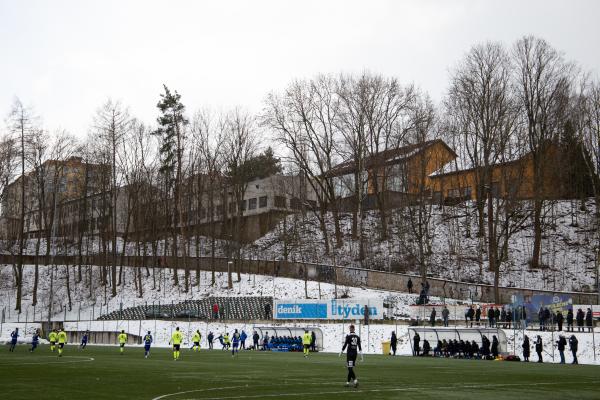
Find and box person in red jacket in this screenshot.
[212,303,219,319]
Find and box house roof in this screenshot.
[326,139,457,177]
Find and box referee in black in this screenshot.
[340,324,363,388]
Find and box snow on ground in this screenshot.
[0,264,461,323]
[254,199,599,292]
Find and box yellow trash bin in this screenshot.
[382,341,391,355]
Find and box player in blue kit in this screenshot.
[143,331,153,358]
[30,330,40,352]
[231,329,241,356]
[80,331,89,349]
[9,328,19,352]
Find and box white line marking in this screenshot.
[0,356,95,366]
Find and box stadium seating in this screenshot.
[97,296,273,321]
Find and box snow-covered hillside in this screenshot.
[0,264,459,323]
[254,199,599,292]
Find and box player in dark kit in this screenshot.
[339,324,363,388]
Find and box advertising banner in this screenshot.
[513,294,572,321]
[274,299,384,320]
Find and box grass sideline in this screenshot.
[0,345,598,399]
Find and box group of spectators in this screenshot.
[425,304,595,332]
[407,331,581,364]
[523,334,579,364]
[410,331,499,359]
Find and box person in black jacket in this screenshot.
[576,308,585,332]
[556,310,564,331]
[566,308,574,332]
[491,335,499,358]
[535,335,543,363]
[488,307,494,328]
[494,307,501,328]
[422,339,431,356]
[412,332,420,356]
[475,306,481,326]
[430,308,436,327]
[407,278,413,294]
[556,335,567,364]
[390,331,397,356]
[252,331,259,350]
[522,335,530,362]
[585,308,593,333]
[569,335,578,364]
[481,335,490,357]
[465,306,474,327]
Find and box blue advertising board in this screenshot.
[274,299,384,320]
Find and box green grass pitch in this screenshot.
[0,345,598,399]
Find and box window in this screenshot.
[240,200,247,211]
[259,196,268,208]
[447,188,460,198]
[290,197,301,210]
[432,191,442,203]
[463,186,472,199]
[248,198,257,210]
[274,196,286,208]
[490,182,500,198]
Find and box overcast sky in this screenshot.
[1,0,599,137]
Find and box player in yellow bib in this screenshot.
[191,330,201,352]
[302,329,312,357]
[57,329,67,357]
[170,327,184,360]
[48,329,58,352]
[118,330,128,355]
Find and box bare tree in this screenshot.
[263,75,344,254]
[93,99,131,296]
[6,98,37,312]
[513,36,574,269]
[446,42,517,301]
[222,109,259,288]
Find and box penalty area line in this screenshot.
[0,356,95,366]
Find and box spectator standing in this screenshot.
[569,335,578,364]
[442,306,450,327]
[506,309,512,329]
[465,306,474,327]
[240,330,247,350]
[543,308,551,331]
[390,331,397,355]
[491,335,499,358]
[407,278,413,294]
[500,307,507,328]
[566,308,574,332]
[310,331,316,352]
[556,311,564,331]
[413,332,420,356]
[475,306,481,326]
[576,308,585,332]
[488,307,495,328]
[212,303,219,320]
[252,331,259,350]
[538,307,545,331]
[585,308,593,333]
[535,335,543,363]
[556,335,567,364]
[522,335,530,362]
[430,308,437,327]
[264,303,272,319]
[494,307,501,328]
